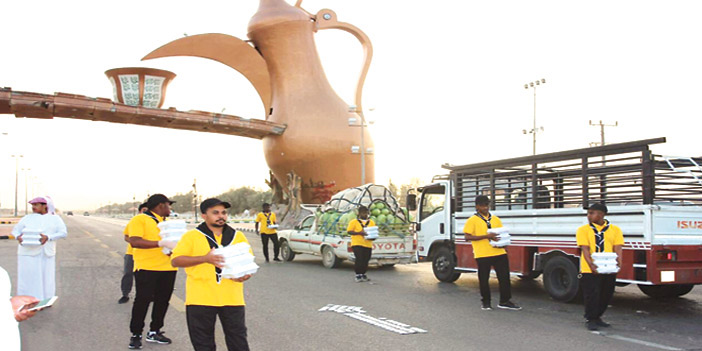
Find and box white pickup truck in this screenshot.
[278,213,417,269]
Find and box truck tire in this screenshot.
[322,246,340,269]
[432,247,461,283]
[638,284,694,299]
[543,256,580,302]
[280,240,295,262]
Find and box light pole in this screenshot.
[22,168,31,215]
[523,78,546,155]
[11,155,23,217]
[0,132,7,212]
[348,106,374,185]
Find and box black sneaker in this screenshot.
[118,296,130,304]
[362,274,371,282]
[355,275,364,283]
[128,335,142,349]
[481,302,492,311]
[497,301,522,310]
[594,318,611,327]
[586,320,599,331]
[273,258,282,262]
[146,331,172,345]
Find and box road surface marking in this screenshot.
[319,304,426,335]
[93,238,101,243]
[100,244,109,249]
[169,294,186,312]
[81,229,94,238]
[595,332,683,351]
[109,251,121,258]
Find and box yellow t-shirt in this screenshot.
[576,222,624,273]
[463,214,507,259]
[347,219,376,249]
[255,212,277,235]
[123,225,133,255]
[171,229,251,306]
[127,212,176,272]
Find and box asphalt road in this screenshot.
[1,216,701,351]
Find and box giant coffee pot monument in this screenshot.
[0,0,375,207]
[144,0,375,204]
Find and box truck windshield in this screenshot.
[420,186,445,221]
[300,216,315,231]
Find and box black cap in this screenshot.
[588,203,608,214]
[475,195,491,206]
[200,198,231,213]
[146,194,175,209]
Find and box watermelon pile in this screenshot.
[314,184,413,238]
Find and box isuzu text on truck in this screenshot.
[408,138,702,301]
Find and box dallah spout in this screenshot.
[142,33,272,117]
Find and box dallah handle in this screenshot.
[314,9,373,115]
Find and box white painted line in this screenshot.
[596,332,683,351]
[100,244,109,249]
[319,304,425,335]
[109,251,121,258]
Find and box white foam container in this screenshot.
[215,242,259,279]
[20,228,43,245]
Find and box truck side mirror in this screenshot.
[406,194,417,211]
[294,225,301,230]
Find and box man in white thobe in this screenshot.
[11,196,67,300]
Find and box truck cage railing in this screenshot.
[442,137,702,211]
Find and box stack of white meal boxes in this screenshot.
[591,252,619,274]
[365,226,379,240]
[20,227,44,246]
[158,220,187,254]
[215,242,259,279]
[487,227,511,248]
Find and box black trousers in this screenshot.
[476,254,512,304]
[260,234,280,260]
[186,305,249,351]
[121,254,134,297]
[580,273,617,321]
[352,246,372,275]
[130,270,177,334]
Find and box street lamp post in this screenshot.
[348,106,374,185]
[523,79,546,155]
[11,155,23,217]
[0,132,7,212]
[22,168,31,215]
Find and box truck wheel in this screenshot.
[432,247,461,283]
[280,240,295,262]
[638,284,694,299]
[675,284,695,297]
[322,246,340,269]
[543,256,580,302]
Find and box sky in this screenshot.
[2,0,702,211]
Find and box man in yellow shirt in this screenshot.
[255,203,280,262]
[119,203,148,305]
[463,195,521,311]
[127,194,178,349]
[172,198,253,351]
[347,206,375,283]
[576,203,623,331]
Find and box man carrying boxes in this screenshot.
[171,198,254,351]
[577,203,624,331]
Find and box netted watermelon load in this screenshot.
[314,184,413,237]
